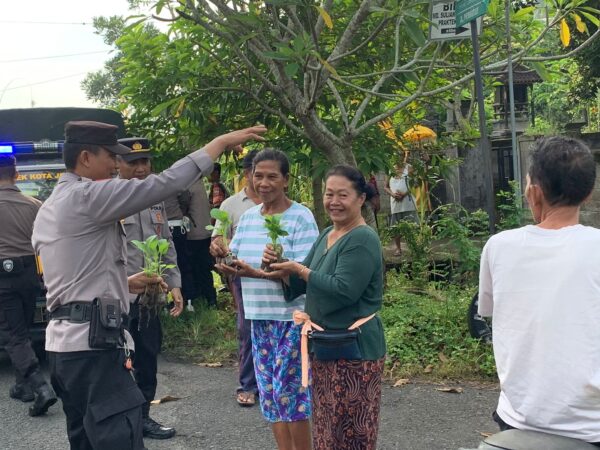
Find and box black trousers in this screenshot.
[171,226,194,301]
[187,238,217,306]
[0,260,40,381]
[129,305,162,409]
[49,349,146,450]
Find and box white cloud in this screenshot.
[0,0,146,109]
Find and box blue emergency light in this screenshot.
[0,141,63,155]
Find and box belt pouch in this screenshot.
[89,298,123,349]
[309,329,362,360]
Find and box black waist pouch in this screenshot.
[309,329,362,361]
[89,298,123,349]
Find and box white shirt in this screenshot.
[389,167,416,214]
[479,224,600,442]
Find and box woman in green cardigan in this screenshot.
[264,165,386,450]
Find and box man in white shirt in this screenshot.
[479,136,600,444]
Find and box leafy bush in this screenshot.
[382,275,496,379]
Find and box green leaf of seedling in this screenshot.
[206,225,215,231]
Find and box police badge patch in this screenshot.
[3,259,14,272]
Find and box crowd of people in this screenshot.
[1,122,600,450]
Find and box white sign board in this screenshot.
[429,1,482,40]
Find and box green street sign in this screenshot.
[455,0,488,28]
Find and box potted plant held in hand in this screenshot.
[131,235,176,326]
[205,208,235,266]
[261,214,289,272]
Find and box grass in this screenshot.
[160,291,238,363]
[160,273,497,381]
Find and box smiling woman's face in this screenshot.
[324,175,365,226]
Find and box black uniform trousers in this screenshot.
[187,237,217,306]
[129,303,162,410]
[48,349,146,450]
[0,257,40,382]
[171,226,194,301]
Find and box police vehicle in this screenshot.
[0,107,125,353]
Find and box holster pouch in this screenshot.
[89,297,124,349]
[309,329,362,361]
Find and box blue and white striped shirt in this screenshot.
[229,202,318,321]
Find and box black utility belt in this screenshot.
[0,255,36,276]
[50,298,126,349]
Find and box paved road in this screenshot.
[0,354,499,449]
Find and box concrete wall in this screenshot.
[519,132,600,227]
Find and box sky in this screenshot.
[0,1,149,109]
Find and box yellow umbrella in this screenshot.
[402,125,437,143]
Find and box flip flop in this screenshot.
[236,391,256,407]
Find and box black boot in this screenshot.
[141,402,176,440]
[26,369,57,417]
[9,382,34,402]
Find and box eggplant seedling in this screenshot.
[261,214,289,272]
[131,235,176,325]
[206,208,235,265]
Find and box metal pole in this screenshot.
[471,19,496,233]
[505,0,521,201]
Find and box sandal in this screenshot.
[236,391,256,407]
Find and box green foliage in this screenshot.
[382,275,496,379]
[161,293,238,363]
[264,214,289,248]
[205,208,233,247]
[131,234,176,277]
[496,180,529,231]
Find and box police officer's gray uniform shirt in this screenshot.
[32,150,213,353]
[186,179,212,241]
[122,201,181,301]
[0,185,41,257]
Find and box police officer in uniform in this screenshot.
[32,121,266,450]
[0,154,57,417]
[117,137,182,439]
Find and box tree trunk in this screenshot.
[311,162,328,230]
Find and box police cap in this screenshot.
[64,121,131,155]
[117,138,153,162]
[0,155,16,167]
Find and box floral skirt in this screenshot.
[311,357,385,450]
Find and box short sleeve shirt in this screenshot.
[229,202,318,321]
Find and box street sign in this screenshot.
[429,1,482,40]
[455,0,489,28]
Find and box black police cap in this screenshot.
[64,121,130,155]
[0,155,16,168]
[117,137,153,162]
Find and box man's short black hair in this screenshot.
[241,150,259,171]
[63,143,102,170]
[529,136,596,206]
[252,148,289,177]
[0,155,16,181]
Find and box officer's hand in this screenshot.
[210,237,228,258]
[205,126,267,161]
[170,288,184,317]
[127,272,167,294]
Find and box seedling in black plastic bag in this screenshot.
[206,208,235,265]
[261,214,289,272]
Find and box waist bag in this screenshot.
[308,313,376,361]
[88,298,124,349]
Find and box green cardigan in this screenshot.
[288,225,386,360]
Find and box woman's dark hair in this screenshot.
[529,136,596,206]
[212,162,221,174]
[325,165,375,201]
[252,148,289,177]
[241,149,259,171]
